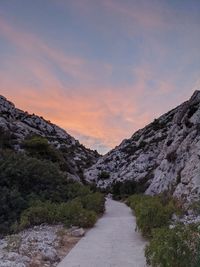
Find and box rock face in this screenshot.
[85,91,200,204]
[0,95,99,180]
[0,225,70,267]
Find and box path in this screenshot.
[57,198,147,267]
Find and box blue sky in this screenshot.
[0,0,200,153]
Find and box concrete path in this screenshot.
[57,198,147,267]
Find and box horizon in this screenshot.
[0,90,197,155]
[1,0,200,154]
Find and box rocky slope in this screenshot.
[85,91,200,204]
[0,95,99,180]
[0,224,83,267]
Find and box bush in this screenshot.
[127,194,151,210]
[166,151,177,162]
[128,194,176,237]
[98,171,110,180]
[80,192,105,214]
[0,151,105,235]
[23,135,63,163]
[112,181,137,199]
[19,201,58,229]
[112,178,150,200]
[0,153,69,202]
[19,200,97,230]
[145,225,200,267]
[66,183,91,200]
[0,127,12,149]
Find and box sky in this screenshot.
[0,0,200,154]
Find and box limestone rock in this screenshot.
[85,90,200,204]
[71,228,85,237]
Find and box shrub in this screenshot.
[112,178,149,200]
[0,151,104,235]
[112,181,138,199]
[57,199,97,228]
[0,127,12,149]
[66,183,91,200]
[98,171,110,180]
[19,201,58,229]
[188,105,198,118]
[19,200,97,230]
[0,187,26,236]
[23,135,63,163]
[0,153,70,203]
[145,225,200,267]
[127,194,151,210]
[166,151,177,162]
[128,194,176,237]
[80,192,105,214]
[152,119,165,131]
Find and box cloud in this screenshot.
[0,6,199,154]
[0,17,90,82]
[0,17,150,153]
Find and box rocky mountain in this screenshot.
[0,95,99,180]
[85,91,200,204]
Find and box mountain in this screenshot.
[0,95,100,180]
[85,91,200,203]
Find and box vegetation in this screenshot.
[127,194,176,237]
[127,194,200,267]
[0,146,105,236]
[145,225,200,267]
[98,171,110,180]
[112,179,149,200]
[19,199,98,230]
[166,151,177,162]
[0,127,13,149]
[23,135,64,164]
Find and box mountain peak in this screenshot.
[190,90,200,101]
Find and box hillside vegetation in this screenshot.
[127,194,200,267]
[0,134,105,236]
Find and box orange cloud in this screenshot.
[0,16,186,154]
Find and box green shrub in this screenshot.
[127,194,151,210]
[19,200,97,230]
[98,171,110,180]
[0,127,14,149]
[80,192,105,214]
[145,225,200,267]
[66,183,91,200]
[0,137,105,235]
[23,135,49,151]
[112,179,149,200]
[71,207,97,228]
[23,135,63,163]
[128,194,176,237]
[19,201,58,229]
[0,151,104,235]
[0,153,69,202]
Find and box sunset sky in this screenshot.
[0,0,200,154]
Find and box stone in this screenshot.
[71,228,85,237]
[41,248,59,262]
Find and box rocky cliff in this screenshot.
[85,91,200,203]
[0,95,99,180]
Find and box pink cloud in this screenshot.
[0,15,191,153]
